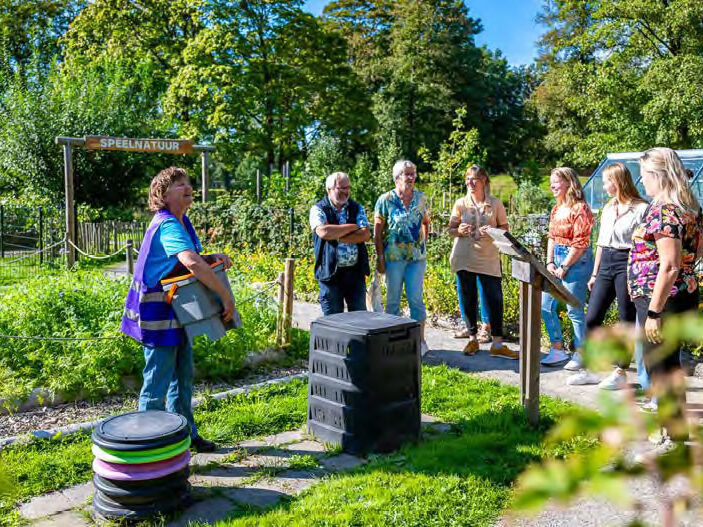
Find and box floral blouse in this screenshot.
[627,202,702,299]
[374,189,429,262]
[548,201,594,249]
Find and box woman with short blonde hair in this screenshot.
[541,167,594,368]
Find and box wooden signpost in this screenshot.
[55,136,215,267]
[486,227,580,426]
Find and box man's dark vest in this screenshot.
[312,196,370,282]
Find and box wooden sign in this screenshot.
[85,136,194,154]
[486,227,579,307]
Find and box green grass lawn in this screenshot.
[0,366,592,527]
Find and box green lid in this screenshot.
[92,436,191,464]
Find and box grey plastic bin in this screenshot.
[161,262,242,343]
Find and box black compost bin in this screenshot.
[307,311,421,454]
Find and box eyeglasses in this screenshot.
[466,178,481,184]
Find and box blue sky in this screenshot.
[303,0,544,66]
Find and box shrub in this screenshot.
[0,270,283,408]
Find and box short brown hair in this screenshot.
[148,167,188,211]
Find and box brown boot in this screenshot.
[463,339,479,356]
[489,344,519,360]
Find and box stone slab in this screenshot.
[33,510,91,527]
[242,451,292,469]
[190,464,256,488]
[284,440,326,457]
[275,469,324,495]
[19,483,92,520]
[224,486,287,508]
[191,448,240,467]
[320,454,366,472]
[166,497,238,527]
[264,430,304,446]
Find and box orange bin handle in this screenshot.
[162,260,223,305]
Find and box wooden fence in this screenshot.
[76,221,147,256]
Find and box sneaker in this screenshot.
[490,344,519,360]
[563,351,583,371]
[566,369,600,385]
[191,436,217,453]
[641,399,658,414]
[463,339,479,356]
[541,347,569,367]
[420,340,429,357]
[453,328,471,338]
[598,369,627,391]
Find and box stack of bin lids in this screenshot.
[92,411,189,452]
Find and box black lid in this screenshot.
[92,411,189,451]
[93,487,189,519]
[93,467,190,493]
[312,311,419,334]
[93,472,189,503]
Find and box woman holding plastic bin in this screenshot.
[120,167,233,453]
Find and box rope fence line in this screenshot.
[67,239,131,260]
[1,237,66,265]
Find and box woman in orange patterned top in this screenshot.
[541,167,594,368]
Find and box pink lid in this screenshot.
[93,450,191,481]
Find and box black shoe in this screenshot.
[191,436,217,453]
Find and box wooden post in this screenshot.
[126,239,134,276]
[525,275,543,425]
[280,259,295,347]
[201,150,209,203]
[63,143,76,268]
[38,207,44,264]
[0,205,4,259]
[275,271,285,345]
[256,169,261,202]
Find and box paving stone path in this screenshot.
[18,416,450,526]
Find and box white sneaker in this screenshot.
[563,351,583,371]
[641,399,658,413]
[541,347,569,367]
[566,369,600,385]
[598,369,627,391]
[420,341,429,357]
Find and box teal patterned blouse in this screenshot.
[374,189,429,262]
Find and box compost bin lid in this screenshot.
[92,411,189,451]
[312,311,419,334]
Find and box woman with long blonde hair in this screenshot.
[628,148,703,427]
[566,163,649,386]
[541,167,595,368]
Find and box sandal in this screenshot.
[453,327,471,339]
[476,326,492,344]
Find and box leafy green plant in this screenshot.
[0,269,291,408]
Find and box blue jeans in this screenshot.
[318,264,367,316]
[385,259,427,321]
[139,342,197,438]
[541,244,593,350]
[456,275,489,325]
[634,321,650,390]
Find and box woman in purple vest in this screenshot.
[121,167,234,453]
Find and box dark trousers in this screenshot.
[456,270,503,337]
[633,289,699,376]
[586,248,634,368]
[318,263,367,316]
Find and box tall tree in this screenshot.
[531,0,703,167]
[165,0,374,172]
